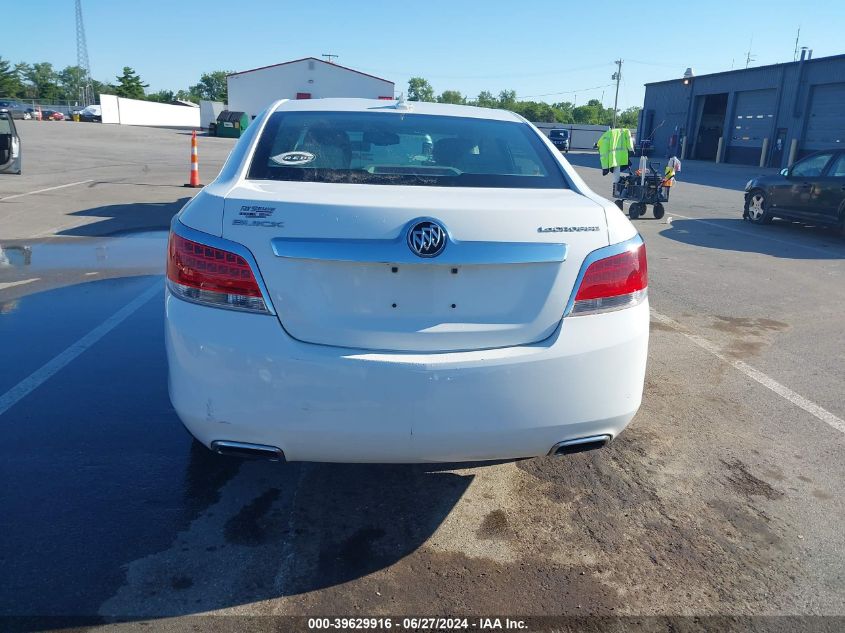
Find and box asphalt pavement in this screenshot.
[1,123,844,629]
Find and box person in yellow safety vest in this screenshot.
[596,128,634,173]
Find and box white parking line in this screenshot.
[668,212,845,258]
[651,310,845,436]
[0,281,161,418]
[0,180,93,202]
[0,278,40,291]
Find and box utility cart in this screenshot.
[612,161,670,220]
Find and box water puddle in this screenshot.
[0,231,167,275]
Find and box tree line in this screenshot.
[0,57,639,126]
[407,77,640,127]
[0,56,229,104]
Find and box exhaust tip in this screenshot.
[548,435,611,457]
[211,440,285,462]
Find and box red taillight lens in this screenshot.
[166,234,269,313]
[571,243,647,315]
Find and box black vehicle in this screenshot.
[0,112,22,174]
[0,100,28,120]
[548,128,570,153]
[744,150,845,234]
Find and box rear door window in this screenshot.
[791,153,833,178]
[825,153,845,178]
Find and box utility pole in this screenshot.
[322,53,338,64]
[75,0,93,106]
[611,59,622,128]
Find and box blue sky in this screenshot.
[6,0,844,108]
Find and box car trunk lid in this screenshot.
[222,181,608,352]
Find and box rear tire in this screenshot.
[629,203,642,219]
[745,190,772,224]
[653,203,665,219]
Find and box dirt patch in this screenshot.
[711,316,789,334]
[725,339,765,359]
[477,510,512,540]
[721,459,783,501]
[287,549,618,616]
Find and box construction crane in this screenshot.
[75,0,93,106]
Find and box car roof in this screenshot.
[272,98,524,122]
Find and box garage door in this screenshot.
[804,82,845,152]
[727,89,776,164]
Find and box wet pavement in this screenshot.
[1,127,845,629]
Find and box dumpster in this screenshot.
[213,111,249,138]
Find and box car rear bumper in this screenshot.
[165,293,649,463]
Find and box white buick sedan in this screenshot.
[165,98,648,463]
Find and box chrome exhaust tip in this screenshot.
[211,440,285,462]
[548,435,611,457]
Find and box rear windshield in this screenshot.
[248,111,567,188]
[549,130,569,139]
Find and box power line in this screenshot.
[351,62,614,81]
[520,83,613,99]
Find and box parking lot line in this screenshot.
[651,310,845,436]
[0,278,39,291]
[0,179,93,202]
[0,280,162,419]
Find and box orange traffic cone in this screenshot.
[184,130,202,188]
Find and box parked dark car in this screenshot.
[548,128,570,153]
[0,112,22,174]
[744,150,845,234]
[0,101,29,120]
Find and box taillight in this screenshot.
[166,233,270,313]
[570,241,648,316]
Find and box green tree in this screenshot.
[91,78,116,100]
[24,62,60,101]
[114,66,148,99]
[497,90,517,109]
[551,101,574,123]
[473,90,497,108]
[407,77,435,102]
[512,101,556,123]
[0,57,23,97]
[188,70,230,102]
[437,90,465,105]
[146,89,175,103]
[57,65,88,102]
[617,106,641,128]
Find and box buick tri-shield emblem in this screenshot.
[407,220,447,258]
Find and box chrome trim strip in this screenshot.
[272,236,568,265]
[169,218,278,316]
[271,218,567,265]
[562,233,645,318]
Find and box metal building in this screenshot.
[227,57,395,119]
[640,52,845,168]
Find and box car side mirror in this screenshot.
[780,168,789,177]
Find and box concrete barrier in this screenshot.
[99,94,200,128]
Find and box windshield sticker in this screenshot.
[270,151,316,166]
